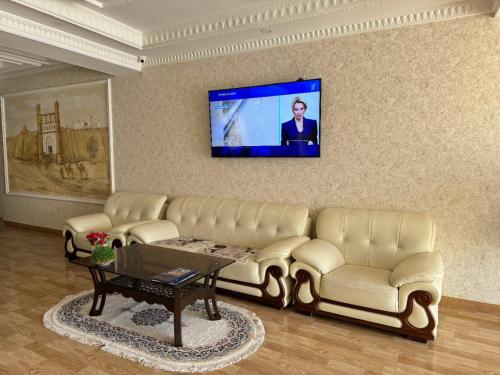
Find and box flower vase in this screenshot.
[91,244,115,266]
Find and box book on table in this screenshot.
[151,267,200,285]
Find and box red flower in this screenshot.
[87,232,110,246]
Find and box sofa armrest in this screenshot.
[259,258,292,280]
[65,213,112,233]
[128,220,180,244]
[390,252,444,288]
[112,219,159,234]
[254,236,309,263]
[291,239,345,275]
[398,279,443,312]
[290,261,322,295]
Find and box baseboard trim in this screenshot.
[4,220,60,235]
[441,296,500,314]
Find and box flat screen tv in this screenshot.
[209,78,321,157]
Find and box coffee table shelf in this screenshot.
[108,275,203,298]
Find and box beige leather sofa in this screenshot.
[290,208,443,342]
[63,192,167,259]
[127,196,311,308]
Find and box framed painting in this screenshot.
[1,79,114,203]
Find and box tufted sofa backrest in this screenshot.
[166,196,310,249]
[316,208,435,271]
[104,192,167,226]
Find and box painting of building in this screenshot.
[1,80,113,202]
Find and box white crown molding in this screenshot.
[143,0,372,48]
[145,0,491,66]
[0,49,49,66]
[0,62,70,79]
[83,0,138,8]
[9,0,142,48]
[0,10,141,70]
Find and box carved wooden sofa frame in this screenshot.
[292,269,438,342]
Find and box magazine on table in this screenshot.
[151,267,200,285]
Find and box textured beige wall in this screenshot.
[1,15,499,304]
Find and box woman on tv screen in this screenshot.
[280,97,318,146]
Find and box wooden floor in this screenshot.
[0,225,499,375]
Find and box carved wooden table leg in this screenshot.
[173,288,182,347]
[204,269,221,320]
[88,267,107,316]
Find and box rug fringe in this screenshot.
[43,290,104,347]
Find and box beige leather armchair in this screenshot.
[63,192,167,259]
[127,196,311,308]
[290,208,443,342]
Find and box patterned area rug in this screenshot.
[43,290,265,373]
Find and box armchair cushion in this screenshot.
[66,213,112,233]
[321,265,398,313]
[254,236,309,263]
[390,252,444,288]
[292,239,345,274]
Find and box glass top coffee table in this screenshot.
[71,243,235,347]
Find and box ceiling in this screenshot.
[81,0,275,32]
[0,0,498,78]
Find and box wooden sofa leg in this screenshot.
[292,269,320,314]
[407,335,429,343]
[260,266,286,309]
[111,239,123,249]
[64,232,79,260]
[400,291,436,343]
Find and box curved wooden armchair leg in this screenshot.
[399,290,436,342]
[292,269,320,314]
[111,239,122,249]
[64,232,78,260]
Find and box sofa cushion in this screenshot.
[320,265,398,313]
[316,208,435,271]
[150,238,260,284]
[165,196,309,249]
[218,261,260,285]
[104,192,167,227]
[151,238,257,262]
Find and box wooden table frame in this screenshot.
[87,266,222,347]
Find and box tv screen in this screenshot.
[209,78,321,157]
